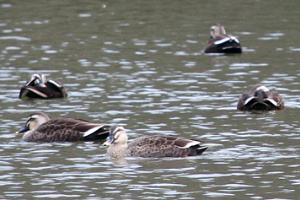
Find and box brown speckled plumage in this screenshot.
[19,112,110,142]
[104,127,207,159]
[127,135,207,157]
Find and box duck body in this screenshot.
[104,127,208,159]
[18,112,110,142]
[204,24,242,54]
[127,135,207,158]
[19,74,67,99]
[237,85,284,111]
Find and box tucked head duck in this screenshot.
[17,112,111,142]
[104,126,208,159]
[237,85,284,111]
[204,24,242,54]
[19,74,67,99]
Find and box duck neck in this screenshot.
[107,143,128,159]
[22,130,34,142]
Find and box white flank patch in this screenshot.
[265,98,278,106]
[256,85,270,92]
[244,97,256,105]
[229,36,239,43]
[214,36,240,45]
[27,88,48,98]
[179,140,200,149]
[214,37,231,45]
[47,80,62,88]
[83,125,104,137]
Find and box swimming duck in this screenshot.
[237,85,284,111]
[204,24,242,54]
[19,74,67,99]
[17,112,111,142]
[104,126,208,159]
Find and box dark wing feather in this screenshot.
[19,86,48,99]
[19,83,66,99]
[237,93,250,110]
[46,80,67,98]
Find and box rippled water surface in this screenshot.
[1,0,300,199]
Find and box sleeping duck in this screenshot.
[204,24,242,54]
[103,126,208,159]
[17,112,111,142]
[19,74,67,99]
[237,85,284,111]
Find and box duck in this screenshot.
[17,112,111,142]
[237,85,284,111]
[103,126,208,159]
[19,74,67,99]
[204,24,242,54]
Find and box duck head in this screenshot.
[17,112,50,134]
[103,126,127,146]
[27,74,47,87]
[210,24,226,39]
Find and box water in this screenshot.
[1,0,300,199]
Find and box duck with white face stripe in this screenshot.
[237,85,284,111]
[104,126,208,159]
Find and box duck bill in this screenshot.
[103,140,111,146]
[16,126,29,134]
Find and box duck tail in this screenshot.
[83,125,111,141]
[196,145,208,155]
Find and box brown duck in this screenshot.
[17,112,111,142]
[237,85,284,111]
[104,126,208,159]
[19,74,67,99]
[204,24,242,54]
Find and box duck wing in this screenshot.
[46,80,67,98]
[29,118,110,142]
[19,86,49,99]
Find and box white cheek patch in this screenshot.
[256,85,270,92]
[265,98,278,107]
